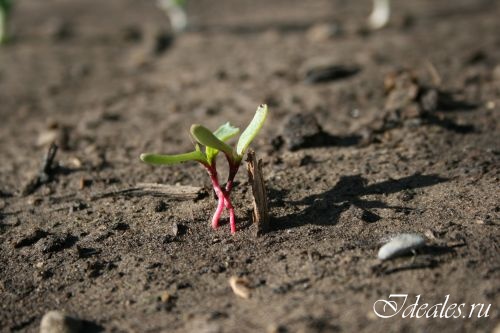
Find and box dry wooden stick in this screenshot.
[425,60,442,87]
[90,183,206,201]
[246,150,269,235]
[22,143,58,196]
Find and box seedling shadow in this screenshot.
[81,320,104,333]
[422,113,475,134]
[431,91,477,113]
[271,173,449,231]
[420,89,478,133]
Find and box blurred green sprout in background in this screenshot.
[0,0,13,44]
[157,0,188,33]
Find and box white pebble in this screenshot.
[377,233,425,260]
[40,311,81,333]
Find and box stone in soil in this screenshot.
[377,233,426,260]
[281,113,330,151]
[39,311,82,333]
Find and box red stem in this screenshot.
[205,160,241,234]
[207,166,224,228]
[225,164,239,193]
[212,195,224,229]
[224,164,240,234]
[228,202,236,233]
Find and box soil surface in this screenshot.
[0,0,499,332]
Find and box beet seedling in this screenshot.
[0,0,13,44]
[140,104,268,233]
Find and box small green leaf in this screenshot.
[0,0,12,45]
[140,150,206,165]
[191,124,234,159]
[206,122,240,164]
[0,0,13,12]
[236,104,268,157]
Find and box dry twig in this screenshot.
[22,143,58,196]
[246,150,270,235]
[90,183,206,201]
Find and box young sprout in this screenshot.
[0,0,13,44]
[157,0,188,34]
[368,0,390,30]
[140,104,268,234]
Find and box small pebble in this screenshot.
[377,233,425,260]
[306,23,342,42]
[40,311,81,333]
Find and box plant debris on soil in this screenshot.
[0,0,499,332]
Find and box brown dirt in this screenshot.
[0,0,499,332]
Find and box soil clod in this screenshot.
[111,222,129,231]
[154,200,168,212]
[281,113,327,151]
[304,64,360,84]
[35,233,78,254]
[13,228,49,248]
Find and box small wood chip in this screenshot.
[229,276,251,299]
[79,177,91,190]
[160,291,171,303]
[246,150,270,236]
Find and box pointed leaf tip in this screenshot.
[236,104,268,156]
[140,151,206,165]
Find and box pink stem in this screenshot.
[207,166,230,231]
[224,164,239,233]
[212,195,224,229]
[226,197,236,234]
[205,162,241,234]
[225,164,239,193]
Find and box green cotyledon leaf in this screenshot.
[0,0,13,44]
[173,0,186,7]
[205,122,240,164]
[190,124,235,161]
[236,104,268,158]
[140,150,207,165]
